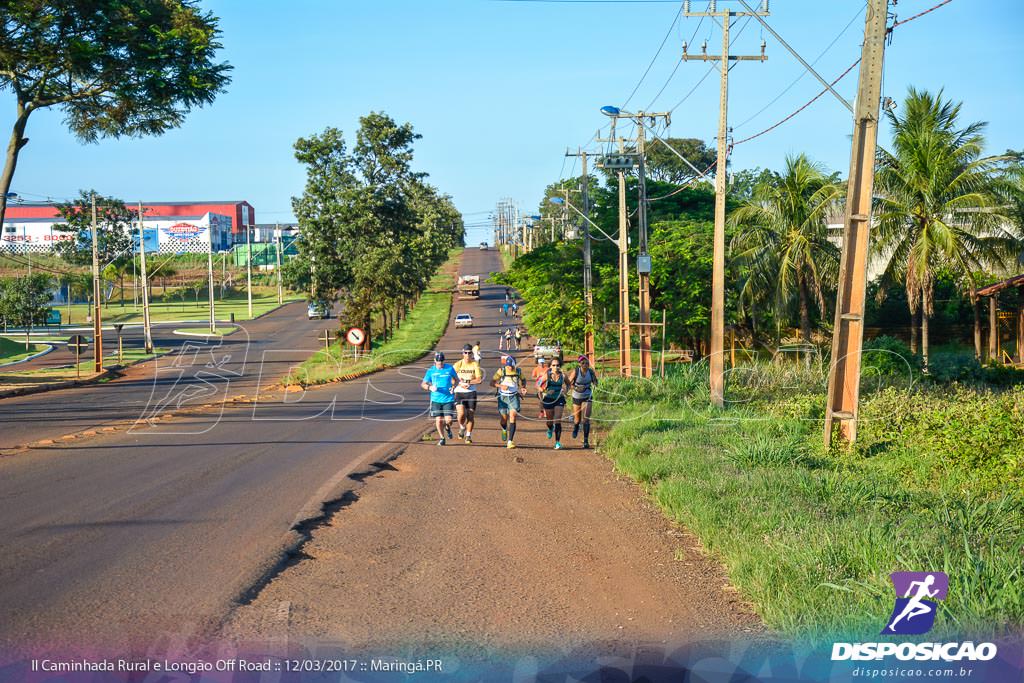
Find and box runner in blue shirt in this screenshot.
[421,351,459,445]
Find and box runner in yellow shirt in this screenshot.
[452,344,484,444]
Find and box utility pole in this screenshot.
[206,215,216,333]
[91,193,103,372]
[565,148,596,364]
[137,202,153,354]
[597,125,634,376]
[823,0,890,448]
[275,225,283,305]
[682,0,768,406]
[630,111,670,378]
[245,221,253,319]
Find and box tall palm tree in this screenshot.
[873,88,1018,367]
[730,153,844,343]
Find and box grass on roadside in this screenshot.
[0,336,45,364]
[55,286,302,325]
[286,249,461,386]
[596,363,1024,641]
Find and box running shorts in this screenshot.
[455,392,478,411]
[429,401,456,418]
[497,394,521,415]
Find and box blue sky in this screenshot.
[4,0,1022,245]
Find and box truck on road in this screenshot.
[457,274,480,299]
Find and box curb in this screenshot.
[0,343,55,368]
[0,349,173,400]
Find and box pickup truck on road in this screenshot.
[532,338,563,363]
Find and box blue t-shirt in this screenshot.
[423,364,458,403]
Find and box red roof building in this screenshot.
[5,200,255,242]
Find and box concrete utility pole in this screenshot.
[207,215,216,334]
[682,1,768,406]
[275,225,283,305]
[91,193,103,372]
[597,125,634,376]
[565,148,596,364]
[137,202,153,354]
[245,221,253,319]
[823,0,891,448]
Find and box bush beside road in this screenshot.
[596,365,1023,641]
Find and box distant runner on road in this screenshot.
[514,326,523,350]
[491,355,528,449]
[472,340,482,362]
[453,344,484,444]
[421,351,458,446]
[502,302,510,318]
[539,358,567,449]
[531,357,547,418]
[569,355,598,449]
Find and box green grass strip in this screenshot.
[287,248,461,386]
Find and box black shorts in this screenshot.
[541,396,566,409]
[454,393,478,411]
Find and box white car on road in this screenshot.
[454,313,474,328]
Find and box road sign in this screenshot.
[346,327,366,346]
[68,335,88,379]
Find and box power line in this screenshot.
[733,3,864,129]
[667,16,752,114]
[621,3,682,109]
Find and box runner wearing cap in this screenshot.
[568,354,598,448]
[421,351,459,445]
[491,355,528,449]
[453,343,484,444]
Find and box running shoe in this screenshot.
[446,424,453,440]
[506,440,516,449]
[572,423,580,439]
[554,441,563,450]
[501,428,508,442]
[438,438,446,446]
[465,434,473,445]
[583,441,591,449]
[546,428,553,440]
[458,426,466,440]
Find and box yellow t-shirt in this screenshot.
[453,359,482,393]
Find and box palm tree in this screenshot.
[873,88,1018,367]
[730,153,844,344]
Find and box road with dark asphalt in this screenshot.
[0,301,335,451]
[0,247,521,654]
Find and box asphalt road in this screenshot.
[0,246,522,654]
[0,301,335,451]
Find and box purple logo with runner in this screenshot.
[882,571,948,635]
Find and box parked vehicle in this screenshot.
[533,338,562,362]
[454,313,474,328]
[479,242,488,250]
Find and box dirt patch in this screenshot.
[222,405,763,655]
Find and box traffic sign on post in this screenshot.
[346,327,366,346]
[68,335,89,379]
[113,323,125,363]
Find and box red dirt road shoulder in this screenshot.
[223,408,763,654]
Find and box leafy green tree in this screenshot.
[51,193,134,302]
[644,137,717,184]
[288,113,463,346]
[0,0,232,224]
[0,273,53,347]
[729,154,843,344]
[873,88,1019,367]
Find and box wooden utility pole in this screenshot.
[823,0,890,448]
[682,2,767,406]
[91,193,103,372]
